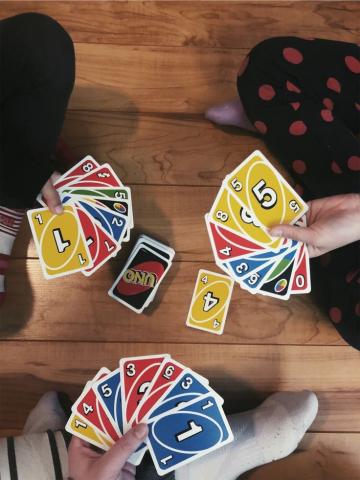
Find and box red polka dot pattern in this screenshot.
[321,109,334,122]
[286,81,301,93]
[290,102,300,111]
[331,160,342,174]
[289,120,307,135]
[258,84,276,101]
[345,55,360,74]
[283,47,303,64]
[346,268,360,284]
[329,306,342,324]
[292,160,307,174]
[327,77,341,93]
[347,155,360,171]
[238,56,249,77]
[294,184,304,196]
[323,98,334,110]
[254,121,267,134]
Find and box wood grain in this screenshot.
[0,2,357,47]
[0,341,359,432]
[0,259,340,345]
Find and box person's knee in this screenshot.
[248,37,288,65]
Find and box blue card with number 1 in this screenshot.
[146,394,234,476]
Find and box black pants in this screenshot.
[0,12,75,208]
[237,37,360,349]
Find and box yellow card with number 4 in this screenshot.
[27,206,93,279]
[225,150,308,227]
[186,269,234,335]
[65,412,113,451]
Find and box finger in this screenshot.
[97,424,148,476]
[42,178,63,215]
[50,171,61,183]
[269,224,315,245]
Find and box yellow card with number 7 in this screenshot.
[186,269,234,335]
[27,206,93,279]
[225,150,308,227]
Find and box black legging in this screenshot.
[237,37,360,350]
[0,12,75,208]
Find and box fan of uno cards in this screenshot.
[65,354,233,475]
[28,156,133,279]
[206,150,311,301]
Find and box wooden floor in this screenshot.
[1,2,359,478]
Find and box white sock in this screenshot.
[175,390,318,480]
[23,391,67,434]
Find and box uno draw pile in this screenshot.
[186,150,311,335]
[66,354,233,476]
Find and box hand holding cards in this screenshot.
[206,150,311,300]
[66,354,233,476]
[108,235,174,313]
[28,156,133,279]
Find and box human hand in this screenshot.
[40,172,63,214]
[68,423,148,480]
[269,193,360,258]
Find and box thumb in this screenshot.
[97,423,148,476]
[269,224,314,245]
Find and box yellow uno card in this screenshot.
[209,185,282,250]
[65,412,113,451]
[27,206,92,279]
[225,150,308,227]
[186,269,234,335]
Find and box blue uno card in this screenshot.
[147,394,234,475]
[148,371,218,421]
[95,368,123,434]
[77,199,127,242]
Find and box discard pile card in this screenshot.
[66,355,233,476]
[108,235,175,313]
[206,150,311,301]
[28,156,133,279]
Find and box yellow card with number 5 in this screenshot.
[27,206,92,279]
[225,150,308,227]
[186,269,234,335]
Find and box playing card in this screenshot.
[74,206,119,276]
[186,269,234,335]
[27,206,92,279]
[258,242,301,300]
[62,164,123,190]
[209,185,282,250]
[146,393,233,476]
[290,244,311,294]
[205,214,263,263]
[225,150,308,227]
[65,412,114,451]
[94,368,123,435]
[119,354,170,430]
[108,244,171,313]
[132,359,187,425]
[146,370,222,422]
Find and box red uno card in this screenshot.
[119,354,170,430]
[132,359,186,425]
[74,206,119,276]
[205,214,263,263]
[63,164,122,190]
[55,156,100,190]
[291,244,311,294]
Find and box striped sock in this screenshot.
[0,207,25,305]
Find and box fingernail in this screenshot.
[55,205,63,215]
[134,423,148,439]
[270,228,283,237]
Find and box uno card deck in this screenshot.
[186,269,234,335]
[108,236,174,313]
[66,355,233,476]
[29,155,134,279]
[204,150,311,307]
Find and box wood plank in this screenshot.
[0,2,357,47]
[0,342,359,432]
[242,433,360,480]
[0,259,341,345]
[61,111,283,186]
